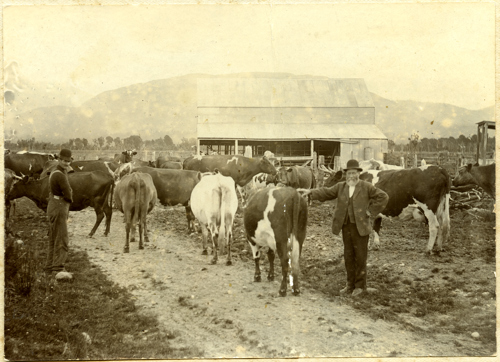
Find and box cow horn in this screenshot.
[320,165,333,174]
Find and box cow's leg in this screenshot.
[247,238,262,282]
[371,217,382,250]
[435,193,450,251]
[185,205,195,234]
[144,218,150,243]
[275,235,289,297]
[103,194,113,236]
[138,222,144,250]
[124,218,131,253]
[413,199,439,254]
[210,233,219,264]
[226,230,233,266]
[89,205,105,238]
[267,248,275,281]
[236,185,246,207]
[201,225,209,255]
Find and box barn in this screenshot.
[196,77,387,168]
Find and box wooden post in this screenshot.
[400,156,405,169]
[152,151,156,162]
[310,140,314,158]
[317,154,325,188]
[196,139,200,155]
[413,154,418,168]
[482,123,488,165]
[234,140,238,155]
[334,156,341,171]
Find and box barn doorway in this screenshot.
[314,140,340,168]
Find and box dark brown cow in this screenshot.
[131,159,155,168]
[7,171,115,237]
[114,173,157,253]
[325,166,450,254]
[70,160,119,177]
[243,187,308,297]
[183,155,276,187]
[133,167,202,232]
[158,161,182,170]
[156,155,182,167]
[276,165,316,189]
[5,152,56,178]
[453,163,495,199]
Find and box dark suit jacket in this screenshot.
[310,180,389,236]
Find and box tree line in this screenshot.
[389,134,495,154]
[5,135,197,152]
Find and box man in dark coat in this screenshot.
[45,149,73,279]
[299,159,389,297]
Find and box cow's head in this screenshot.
[453,164,475,187]
[260,156,277,175]
[148,161,156,167]
[121,150,137,163]
[324,170,345,188]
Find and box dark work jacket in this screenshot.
[49,165,73,203]
[310,180,388,236]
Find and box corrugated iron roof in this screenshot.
[197,78,374,108]
[198,123,387,140]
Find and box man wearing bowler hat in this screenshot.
[45,148,74,279]
[299,159,388,297]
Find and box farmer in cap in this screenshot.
[45,148,73,279]
[299,159,388,297]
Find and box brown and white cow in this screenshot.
[191,171,239,265]
[453,163,495,199]
[7,171,115,237]
[156,155,182,169]
[132,167,202,233]
[324,165,450,254]
[114,173,157,253]
[243,187,308,296]
[114,150,137,164]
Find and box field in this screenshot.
[4,189,496,359]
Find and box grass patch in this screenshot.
[4,238,203,360]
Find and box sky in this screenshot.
[3,2,495,110]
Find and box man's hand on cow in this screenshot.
[297,189,312,201]
[366,210,372,217]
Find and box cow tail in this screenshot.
[437,167,451,243]
[289,191,301,283]
[133,175,141,228]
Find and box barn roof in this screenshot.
[198,123,387,140]
[197,78,374,108]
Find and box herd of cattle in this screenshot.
[4,149,496,296]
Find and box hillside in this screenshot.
[5,73,494,144]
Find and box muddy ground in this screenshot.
[6,194,497,358]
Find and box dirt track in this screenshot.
[64,201,494,358]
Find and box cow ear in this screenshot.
[287,168,293,173]
[133,151,137,155]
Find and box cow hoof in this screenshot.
[293,288,301,296]
[124,248,129,253]
[279,289,287,297]
[226,260,232,266]
[87,234,94,239]
[210,259,217,265]
[139,245,144,250]
[267,275,274,281]
[254,275,262,282]
[202,249,208,255]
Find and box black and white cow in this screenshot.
[325,165,451,254]
[243,187,308,296]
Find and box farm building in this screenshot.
[196,77,387,168]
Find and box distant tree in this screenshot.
[123,135,143,150]
[164,135,174,148]
[97,136,105,149]
[74,138,84,150]
[82,138,89,149]
[177,137,196,151]
[106,136,114,149]
[114,137,122,150]
[388,139,396,153]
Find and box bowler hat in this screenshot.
[344,159,362,172]
[59,148,72,161]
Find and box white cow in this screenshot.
[191,171,239,265]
